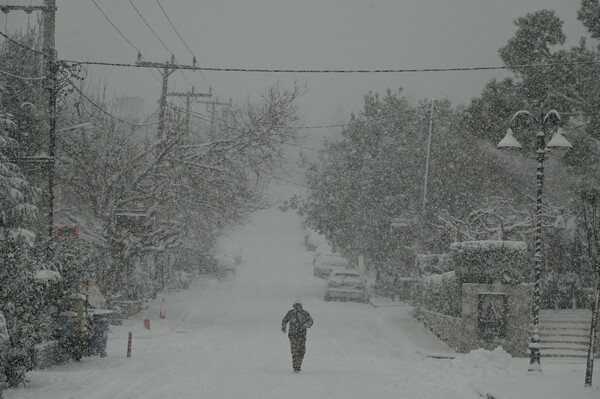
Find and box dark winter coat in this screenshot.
[281,308,313,339]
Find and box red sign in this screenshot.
[55,226,78,238]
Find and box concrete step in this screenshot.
[539,310,592,320]
[539,317,589,323]
[539,329,588,337]
[540,334,589,344]
[537,348,588,358]
[540,309,592,315]
[539,342,589,350]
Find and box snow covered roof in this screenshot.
[115,211,148,217]
[59,310,78,317]
[449,240,527,252]
[8,228,36,247]
[422,271,456,283]
[390,217,413,230]
[35,269,62,282]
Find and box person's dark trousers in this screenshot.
[289,337,306,371]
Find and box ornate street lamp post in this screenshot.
[497,109,572,372]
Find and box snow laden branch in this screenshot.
[54,84,300,299]
[182,85,300,177]
[433,196,571,242]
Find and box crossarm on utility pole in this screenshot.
[166,86,211,136]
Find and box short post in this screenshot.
[127,331,132,358]
[159,297,166,320]
[143,305,151,330]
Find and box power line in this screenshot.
[89,0,161,84]
[147,68,162,83]
[61,59,600,74]
[179,69,195,87]
[69,80,161,127]
[155,0,193,58]
[155,0,214,94]
[0,30,42,54]
[168,102,422,130]
[128,0,172,56]
[90,0,140,54]
[282,142,320,152]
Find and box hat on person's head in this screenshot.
[293,300,302,308]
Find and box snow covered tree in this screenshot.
[0,232,38,387]
[0,29,45,158]
[462,7,600,167]
[298,90,532,280]
[0,31,46,388]
[0,111,40,235]
[578,0,600,40]
[55,84,300,299]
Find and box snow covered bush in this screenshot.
[412,272,461,317]
[450,240,530,286]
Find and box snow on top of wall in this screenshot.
[415,253,453,274]
[449,240,527,252]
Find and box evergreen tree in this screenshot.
[0,233,37,387]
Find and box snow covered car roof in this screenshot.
[314,254,348,267]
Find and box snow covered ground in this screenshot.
[5,181,599,398]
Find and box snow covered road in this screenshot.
[5,183,599,398]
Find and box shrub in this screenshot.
[411,272,461,317]
[450,240,530,286]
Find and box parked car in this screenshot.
[324,270,369,303]
[313,254,349,278]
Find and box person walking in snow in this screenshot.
[281,301,313,373]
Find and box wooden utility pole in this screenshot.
[136,55,178,140]
[43,0,57,239]
[422,99,435,215]
[196,98,231,137]
[167,86,211,135]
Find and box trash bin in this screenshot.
[87,311,112,357]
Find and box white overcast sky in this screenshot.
[0,0,592,127]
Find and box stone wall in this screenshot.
[412,283,533,357]
[411,307,462,351]
[461,283,533,357]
